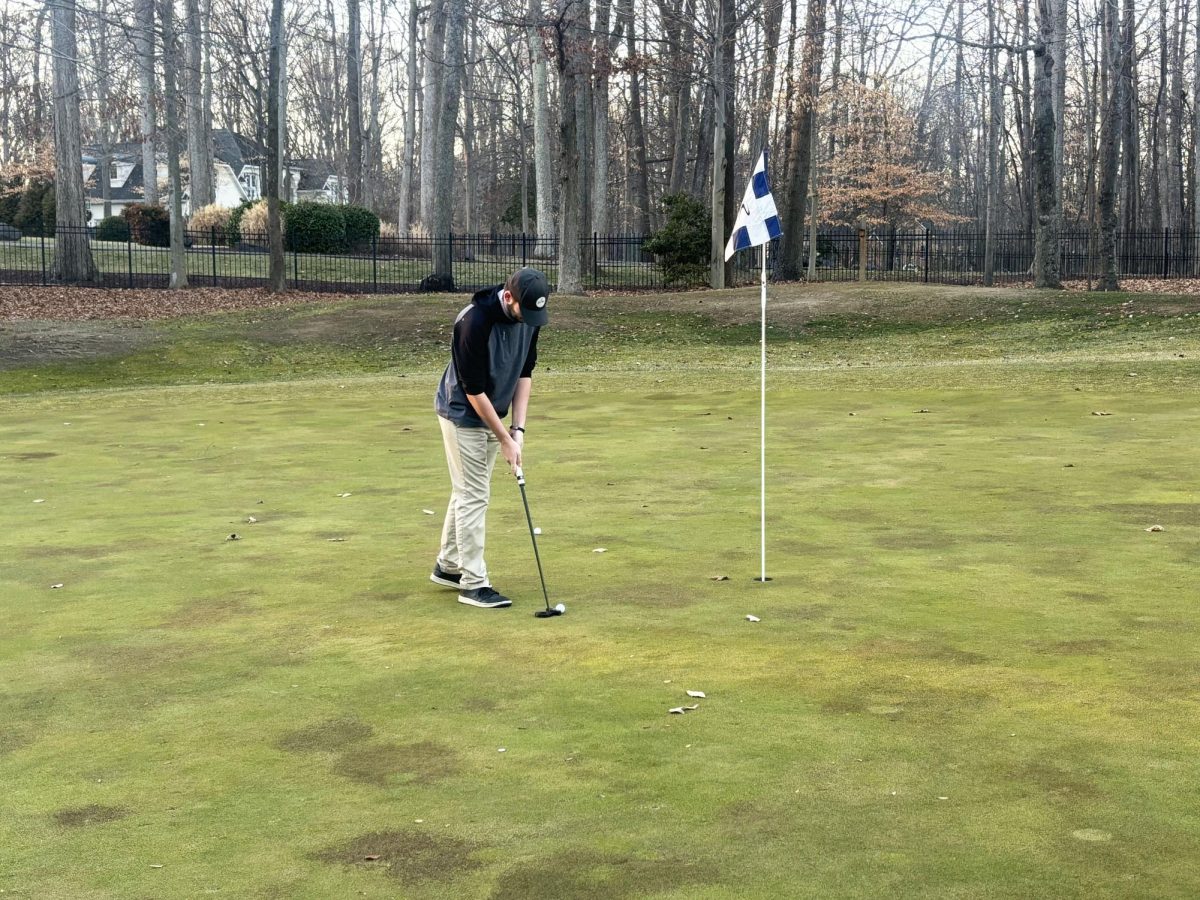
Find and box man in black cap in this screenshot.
[431,267,550,608]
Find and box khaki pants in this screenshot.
[437,416,500,590]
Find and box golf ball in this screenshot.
[554,603,566,613]
[533,527,542,535]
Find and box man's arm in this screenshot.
[465,391,522,471]
[509,376,532,437]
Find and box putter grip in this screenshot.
[514,466,525,485]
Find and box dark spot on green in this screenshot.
[1034,639,1113,655]
[1097,502,1200,527]
[161,597,254,628]
[490,850,718,900]
[12,451,57,460]
[276,718,374,753]
[54,804,130,828]
[820,696,864,714]
[461,697,497,712]
[774,604,831,622]
[0,727,34,756]
[853,637,988,665]
[1010,763,1101,799]
[75,640,198,676]
[313,829,481,882]
[22,544,111,560]
[334,741,459,786]
[872,530,957,550]
[1067,591,1110,604]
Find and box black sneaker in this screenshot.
[457,586,512,608]
[430,565,462,588]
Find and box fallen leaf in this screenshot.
[422,509,435,515]
[327,537,347,542]
[745,614,761,622]
[593,548,607,553]
[246,516,257,523]
[1145,524,1165,533]
[337,492,352,498]
[226,533,240,541]
[668,707,685,714]
[51,583,64,589]
[33,498,45,503]
[710,575,729,581]
[916,408,931,413]
[686,690,706,698]
[363,855,381,861]
[1091,411,1113,416]
[497,748,506,753]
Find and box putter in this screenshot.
[514,466,564,618]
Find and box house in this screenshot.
[83,129,344,223]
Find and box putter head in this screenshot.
[534,607,563,618]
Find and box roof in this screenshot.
[212,129,266,172]
[288,159,338,191]
[84,161,147,202]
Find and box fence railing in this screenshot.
[2,226,1198,293]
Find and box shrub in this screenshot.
[13,180,48,235]
[226,200,254,245]
[94,215,130,242]
[0,179,22,227]
[39,185,56,236]
[238,200,271,249]
[188,203,232,244]
[342,204,380,251]
[285,201,346,254]
[642,192,711,286]
[122,203,171,247]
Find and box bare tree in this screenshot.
[136,0,159,205]
[555,0,587,293]
[778,0,825,280]
[708,0,735,287]
[431,0,465,283]
[1032,0,1061,287]
[185,0,214,209]
[161,0,188,287]
[397,0,418,232]
[267,0,285,290]
[528,0,554,249]
[419,0,447,225]
[347,0,363,204]
[1096,0,1124,289]
[50,0,98,283]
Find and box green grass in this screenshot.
[2,283,1199,898]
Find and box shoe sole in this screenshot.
[430,573,462,588]
[458,595,512,608]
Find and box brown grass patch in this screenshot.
[333,740,460,786]
[490,849,719,900]
[275,718,374,753]
[312,829,481,882]
[53,804,130,828]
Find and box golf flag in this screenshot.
[724,150,782,261]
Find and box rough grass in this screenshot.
[1,283,1199,898]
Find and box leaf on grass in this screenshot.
[327,537,347,542]
[363,855,381,861]
[51,583,64,589]
[337,492,352,498]
[1145,524,1165,533]
[686,690,706,698]
[33,498,45,503]
[226,533,240,541]
[668,707,686,714]
[710,575,729,581]
[745,615,761,622]
[916,408,931,413]
[1091,411,1113,416]
[593,548,607,553]
[246,516,257,523]
[422,509,435,515]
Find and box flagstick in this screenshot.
[759,241,768,583]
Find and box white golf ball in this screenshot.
[533,527,542,535]
[554,603,566,613]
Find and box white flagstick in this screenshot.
[759,241,768,582]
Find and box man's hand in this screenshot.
[501,435,523,472]
[509,427,525,450]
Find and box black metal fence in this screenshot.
[2,226,1197,293]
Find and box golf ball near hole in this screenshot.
[533,527,542,535]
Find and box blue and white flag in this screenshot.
[724,151,782,261]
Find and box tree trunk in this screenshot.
[136,0,158,206]
[398,0,419,232]
[267,0,285,290]
[591,0,618,236]
[667,0,695,195]
[419,0,447,226]
[1097,0,1123,290]
[347,0,363,205]
[50,0,97,283]
[431,0,465,283]
[751,0,784,157]
[185,0,213,211]
[708,0,735,287]
[555,0,586,294]
[161,0,188,288]
[778,0,825,280]
[1032,0,1062,288]
[528,0,554,251]
[96,0,113,221]
[623,0,651,234]
[1194,0,1200,252]
[982,0,1002,285]
[1119,0,1138,233]
[1052,0,1067,231]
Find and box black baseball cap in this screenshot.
[510,267,550,326]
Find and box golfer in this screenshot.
[431,267,550,608]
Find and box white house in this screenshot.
[83,129,344,223]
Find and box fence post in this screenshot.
[372,234,378,292]
[293,242,298,284]
[40,231,47,285]
[593,232,599,287]
[924,227,930,284]
[522,233,528,267]
[857,227,867,282]
[127,231,134,287]
[1162,228,1170,279]
[211,227,218,286]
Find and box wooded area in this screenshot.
[0,0,1196,288]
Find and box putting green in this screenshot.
[2,284,1199,897]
